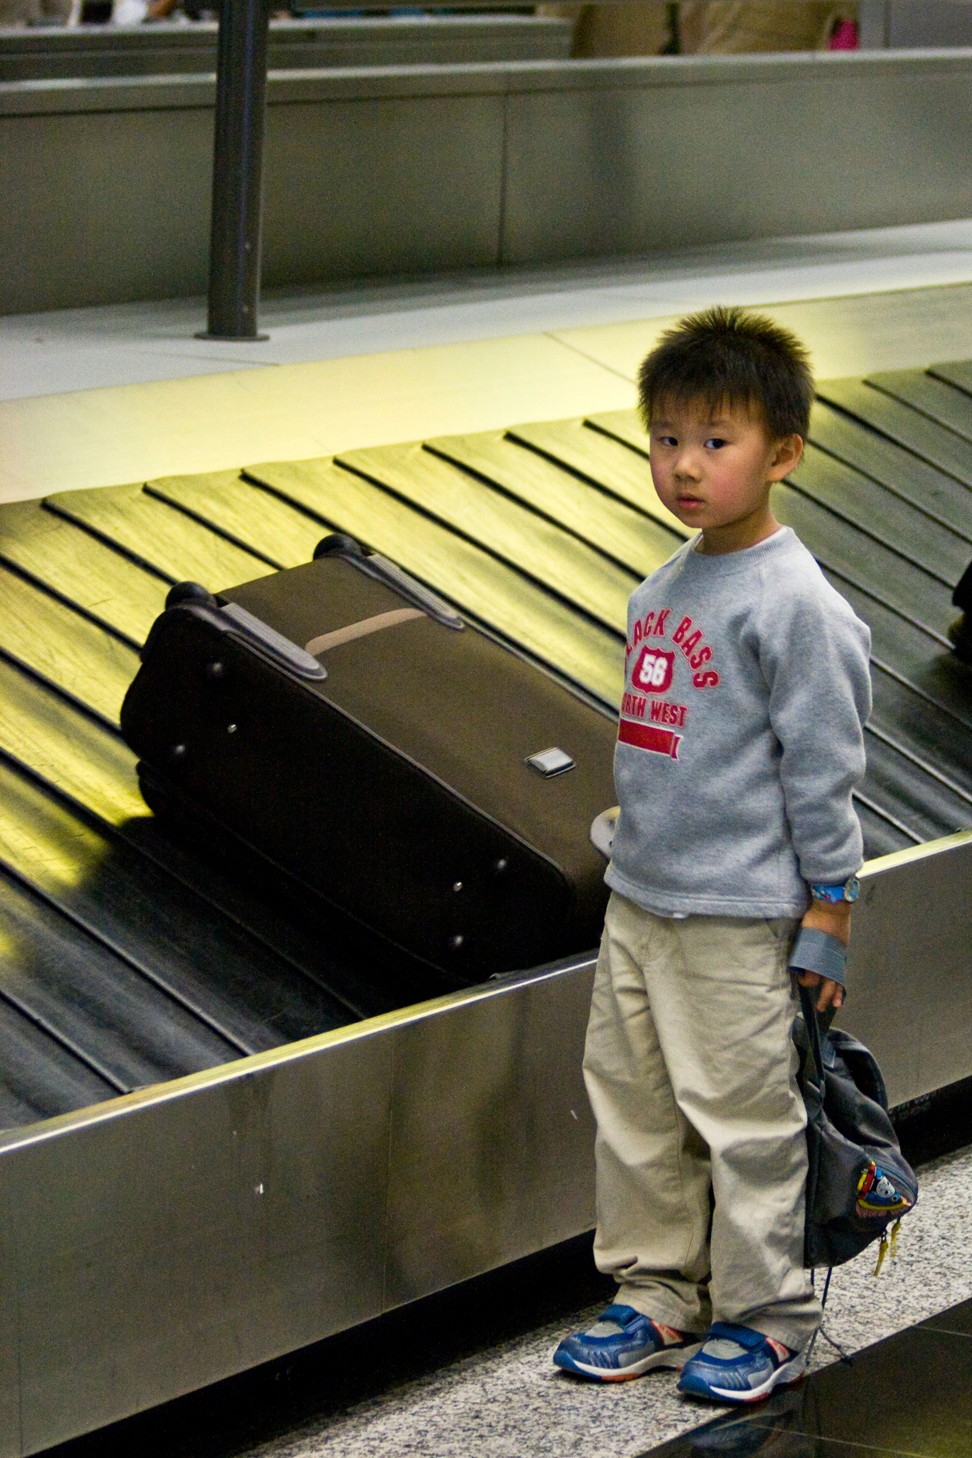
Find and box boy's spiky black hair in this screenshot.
[637,305,814,440]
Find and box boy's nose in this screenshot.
[674,448,701,480]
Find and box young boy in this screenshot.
[553,306,871,1404]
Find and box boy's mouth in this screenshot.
[676,495,705,510]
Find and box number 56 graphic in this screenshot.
[632,647,675,693]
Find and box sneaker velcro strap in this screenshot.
[707,1322,765,1350]
[601,1304,641,1326]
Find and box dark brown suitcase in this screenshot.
[120,535,618,981]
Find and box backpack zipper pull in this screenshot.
[873,1231,889,1277]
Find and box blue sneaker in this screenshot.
[677,1323,806,1404]
[553,1304,702,1381]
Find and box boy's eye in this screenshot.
[705,437,728,449]
[655,435,678,447]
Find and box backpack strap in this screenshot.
[797,983,828,1087]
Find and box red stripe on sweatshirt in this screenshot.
[618,718,681,759]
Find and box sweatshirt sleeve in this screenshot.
[756,574,872,883]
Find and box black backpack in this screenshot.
[794,986,918,1272]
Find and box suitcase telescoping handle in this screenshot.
[162,582,327,681]
[314,534,465,632]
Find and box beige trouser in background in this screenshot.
[537,4,672,58]
[584,891,821,1352]
[678,2,852,53]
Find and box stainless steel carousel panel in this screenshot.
[2,1024,395,1455]
[0,1190,17,1455]
[852,831,972,1107]
[383,958,596,1308]
[0,956,596,1457]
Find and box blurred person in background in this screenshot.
[541,2,858,59]
[678,2,857,51]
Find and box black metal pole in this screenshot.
[200,0,270,340]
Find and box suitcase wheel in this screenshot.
[166,581,217,611]
[314,533,365,561]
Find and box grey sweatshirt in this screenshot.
[605,527,872,918]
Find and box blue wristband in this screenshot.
[788,927,847,987]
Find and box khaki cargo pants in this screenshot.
[584,891,821,1351]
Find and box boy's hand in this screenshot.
[796,970,844,1012]
[796,900,852,1011]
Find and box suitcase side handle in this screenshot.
[314,534,465,632]
[589,806,620,860]
[161,584,327,681]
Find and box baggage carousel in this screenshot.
[0,357,970,1454]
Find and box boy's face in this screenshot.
[648,396,802,555]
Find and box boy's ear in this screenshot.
[769,433,804,479]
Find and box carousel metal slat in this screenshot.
[584,408,650,458]
[242,457,625,707]
[44,480,275,588]
[849,799,915,858]
[0,871,240,1090]
[808,398,972,543]
[0,997,115,1130]
[790,443,970,586]
[773,484,956,643]
[816,377,972,485]
[0,633,433,1031]
[425,427,682,575]
[857,733,971,845]
[336,440,637,631]
[0,499,168,647]
[145,468,318,571]
[0,652,145,827]
[506,417,682,533]
[0,570,138,728]
[0,755,366,1059]
[866,367,972,444]
[868,711,972,839]
[929,358,972,400]
[822,576,972,731]
[868,671,972,804]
